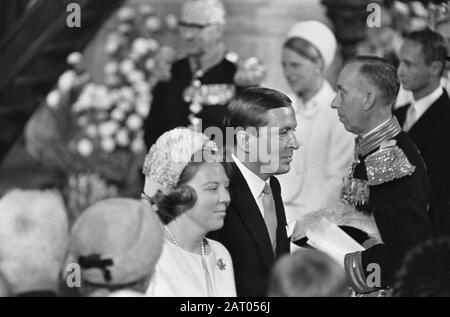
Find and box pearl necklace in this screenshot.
[164,225,215,296]
[164,225,206,256]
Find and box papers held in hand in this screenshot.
[306,218,365,269]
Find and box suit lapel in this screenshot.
[228,162,275,269]
[270,177,290,257]
[408,93,449,148]
[394,104,409,127]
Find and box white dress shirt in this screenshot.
[403,86,443,132]
[231,153,270,219]
[278,81,355,223]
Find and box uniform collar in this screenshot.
[357,117,402,157]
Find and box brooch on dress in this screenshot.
[217,258,226,271]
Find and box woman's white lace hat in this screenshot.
[142,127,218,198]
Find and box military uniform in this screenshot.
[342,117,432,293]
[144,52,257,148]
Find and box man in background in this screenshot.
[395,28,450,238]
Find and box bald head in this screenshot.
[181,0,226,26]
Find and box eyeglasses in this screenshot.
[178,21,217,31]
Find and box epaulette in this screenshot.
[183,84,236,107]
[364,139,416,186]
[225,51,239,64]
[233,55,267,87]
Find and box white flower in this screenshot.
[101,137,116,153]
[111,107,127,121]
[104,61,119,74]
[134,82,149,95]
[94,86,113,110]
[132,38,149,56]
[117,101,132,112]
[116,129,130,147]
[118,23,132,34]
[57,70,77,92]
[131,137,145,154]
[146,38,160,52]
[145,58,155,71]
[126,114,143,131]
[105,41,119,55]
[46,90,61,109]
[145,16,162,32]
[73,92,92,112]
[104,74,121,86]
[140,4,155,16]
[120,59,135,75]
[77,116,89,127]
[77,138,94,157]
[120,87,135,101]
[86,125,98,138]
[67,52,82,65]
[98,121,120,137]
[127,70,145,84]
[136,101,150,117]
[117,7,135,21]
[165,14,178,30]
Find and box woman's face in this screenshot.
[282,47,321,95]
[185,162,230,232]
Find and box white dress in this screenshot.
[146,238,236,297]
[278,81,355,223]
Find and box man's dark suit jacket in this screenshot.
[143,57,237,148]
[353,132,432,288]
[209,162,290,297]
[394,90,450,237]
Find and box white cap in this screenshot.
[286,20,337,70]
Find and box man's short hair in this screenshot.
[404,27,448,75]
[346,55,400,107]
[268,250,349,297]
[0,189,69,294]
[394,237,450,297]
[224,87,292,130]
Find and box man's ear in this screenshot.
[431,60,445,77]
[235,131,249,153]
[363,91,376,111]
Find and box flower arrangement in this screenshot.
[26,4,177,219]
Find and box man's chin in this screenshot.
[273,163,291,175]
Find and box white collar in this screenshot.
[231,153,269,199]
[296,81,334,113]
[410,86,443,120]
[362,118,392,139]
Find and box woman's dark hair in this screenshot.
[153,150,225,225]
